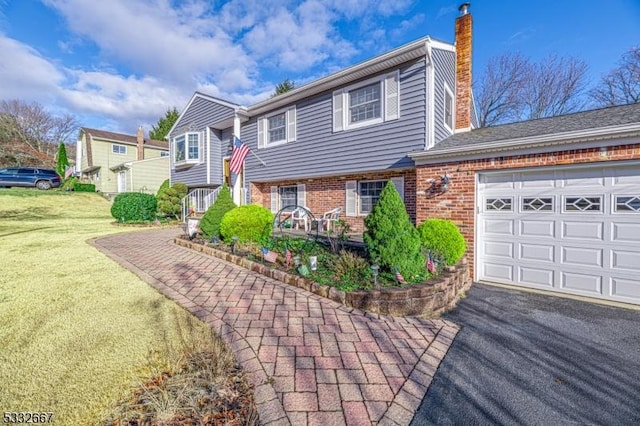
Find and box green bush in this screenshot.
[111,193,158,222]
[157,182,188,219]
[62,176,77,191]
[418,219,467,266]
[73,182,95,192]
[199,184,236,239]
[220,204,273,243]
[363,181,425,281]
[156,179,170,198]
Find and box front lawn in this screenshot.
[0,189,249,425]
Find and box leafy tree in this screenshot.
[199,184,236,239]
[149,107,179,141]
[55,143,69,178]
[590,46,640,107]
[475,53,588,126]
[363,181,425,280]
[271,78,295,98]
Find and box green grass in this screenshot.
[0,188,226,425]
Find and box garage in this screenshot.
[477,163,640,305]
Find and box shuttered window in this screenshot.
[270,183,306,212]
[258,106,297,148]
[345,177,404,217]
[333,70,400,132]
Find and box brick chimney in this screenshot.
[455,2,473,132]
[136,126,144,160]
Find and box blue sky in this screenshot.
[0,0,638,138]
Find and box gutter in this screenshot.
[409,123,640,163]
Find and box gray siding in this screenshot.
[432,48,456,144]
[209,129,223,186]
[244,58,427,183]
[170,95,235,187]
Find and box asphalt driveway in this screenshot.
[412,283,640,425]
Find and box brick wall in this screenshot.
[416,143,640,279]
[251,170,416,233]
[454,7,472,131]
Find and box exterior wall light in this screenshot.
[427,173,452,195]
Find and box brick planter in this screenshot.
[174,238,471,317]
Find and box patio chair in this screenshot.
[319,207,342,232]
[291,207,310,231]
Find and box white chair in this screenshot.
[291,207,310,231]
[320,207,342,232]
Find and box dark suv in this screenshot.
[0,167,62,190]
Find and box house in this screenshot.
[76,127,170,196]
[169,5,477,230]
[169,3,640,306]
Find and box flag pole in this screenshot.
[233,134,267,166]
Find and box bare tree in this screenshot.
[475,53,589,126]
[0,99,78,166]
[474,52,529,127]
[590,46,640,107]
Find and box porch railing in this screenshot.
[181,187,221,222]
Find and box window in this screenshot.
[358,180,386,214]
[112,144,127,155]
[345,177,404,216]
[486,198,512,211]
[160,151,169,157]
[615,196,640,212]
[522,197,553,211]
[444,83,454,131]
[278,186,298,210]
[270,183,306,213]
[333,71,399,132]
[349,83,381,124]
[172,132,200,164]
[268,113,286,144]
[258,107,296,148]
[564,196,602,212]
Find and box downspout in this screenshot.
[232,113,242,205]
[425,39,435,150]
[206,127,211,185]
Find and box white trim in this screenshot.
[410,126,640,165]
[258,105,297,148]
[112,144,127,155]
[168,92,240,137]
[426,42,435,149]
[443,82,455,134]
[206,127,211,185]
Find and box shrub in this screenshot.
[220,204,273,243]
[326,250,372,291]
[363,181,425,280]
[418,219,467,266]
[156,179,170,198]
[73,182,95,192]
[111,193,158,222]
[199,184,236,239]
[62,176,77,191]
[157,182,188,219]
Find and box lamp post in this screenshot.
[371,264,380,288]
[231,235,239,254]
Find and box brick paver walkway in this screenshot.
[92,228,459,425]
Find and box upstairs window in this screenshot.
[444,83,454,131]
[112,144,127,155]
[173,132,201,165]
[257,106,297,149]
[333,70,399,132]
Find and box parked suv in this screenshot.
[0,167,62,190]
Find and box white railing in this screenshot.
[181,187,221,222]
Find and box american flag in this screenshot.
[427,256,436,274]
[229,136,250,174]
[262,247,278,263]
[393,267,406,284]
[64,166,75,179]
[285,247,292,266]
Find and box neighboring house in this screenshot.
[169,4,640,306]
[76,127,170,196]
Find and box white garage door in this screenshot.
[477,164,640,305]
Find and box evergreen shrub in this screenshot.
[199,184,236,239]
[363,181,425,280]
[111,193,158,222]
[156,179,170,198]
[418,219,467,266]
[73,182,95,192]
[220,204,273,243]
[157,182,188,219]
